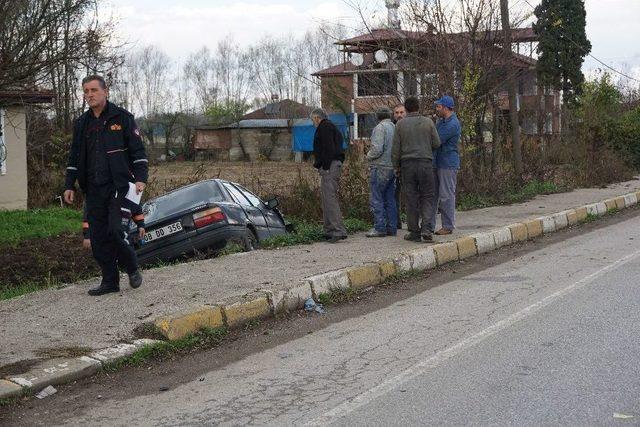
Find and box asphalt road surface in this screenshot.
[4,211,640,426]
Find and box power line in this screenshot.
[520,0,640,83]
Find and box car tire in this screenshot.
[243,228,259,251]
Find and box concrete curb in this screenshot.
[2,190,638,400]
[1,339,160,399]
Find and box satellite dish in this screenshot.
[374,50,389,63]
[350,53,364,67]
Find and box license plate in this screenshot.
[143,221,183,243]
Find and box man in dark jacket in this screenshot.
[63,75,148,296]
[311,108,347,243]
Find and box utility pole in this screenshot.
[500,0,523,181]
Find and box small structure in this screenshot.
[194,120,293,162]
[193,114,352,162]
[241,99,313,121]
[0,89,55,210]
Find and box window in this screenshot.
[357,113,378,139]
[223,183,252,207]
[235,184,263,207]
[403,72,418,97]
[357,72,398,97]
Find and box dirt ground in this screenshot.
[146,161,319,199]
[0,233,100,293]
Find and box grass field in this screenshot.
[0,207,82,246]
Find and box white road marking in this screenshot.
[306,249,640,426]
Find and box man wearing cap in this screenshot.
[429,95,461,236]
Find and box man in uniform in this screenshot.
[64,75,148,296]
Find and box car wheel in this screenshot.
[243,228,259,251]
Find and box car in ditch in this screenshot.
[132,179,288,265]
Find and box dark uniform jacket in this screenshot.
[65,101,148,191]
[313,119,345,170]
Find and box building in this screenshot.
[0,89,55,210]
[312,2,560,141]
[241,99,314,121]
[193,114,351,162]
[193,99,334,162]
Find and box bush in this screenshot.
[608,107,640,169]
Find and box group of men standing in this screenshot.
[312,95,461,243]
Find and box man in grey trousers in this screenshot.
[311,108,347,243]
[428,95,461,235]
[392,97,441,242]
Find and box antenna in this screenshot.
[374,50,389,63]
[350,53,364,67]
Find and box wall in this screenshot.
[0,106,28,210]
[320,75,353,113]
[229,128,292,162]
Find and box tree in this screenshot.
[500,0,523,180]
[533,0,591,105]
[1,0,123,130]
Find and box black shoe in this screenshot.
[129,270,143,289]
[421,233,433,242]
[88,283,120,296]
[327,235,341,243]
[403,232,421,242]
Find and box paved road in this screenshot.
[7,212,640,426]
[2,179,639,367]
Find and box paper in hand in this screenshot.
[126,182,142,205]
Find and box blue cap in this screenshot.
[435,95,455,109]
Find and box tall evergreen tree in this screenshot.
[533,0,592,105]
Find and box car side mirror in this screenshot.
[266,197,279,209]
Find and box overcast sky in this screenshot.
[102,0,640,82]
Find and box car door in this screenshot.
[221,182,270,240]
[235,184,286,236]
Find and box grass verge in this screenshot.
[260,217,370,249]
[104,327,228,371]
[0,208,82,246]
[457,180,565,211]
[0,277,63,301]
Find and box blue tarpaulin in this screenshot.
[292,113,351,152]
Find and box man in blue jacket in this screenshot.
[429,95,461,235]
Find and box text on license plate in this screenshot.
[144,221,183,243]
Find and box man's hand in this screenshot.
[63,189,75,204]
[82,238,91,251]
[135,182,146,194]
[138,228,146,240]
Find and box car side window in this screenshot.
[234,185,263,208]
[223,183,252,207]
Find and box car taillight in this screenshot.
[193,207,225,228]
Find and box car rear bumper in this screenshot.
[136,225,247,266]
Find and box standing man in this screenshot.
[366,107,397,237]
[428,95,461,236]
[311,108,347,243]
[393,103,407,230]
[64,75,148,296]
[391,96,441,242]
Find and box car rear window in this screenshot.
[143,182,226,223]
